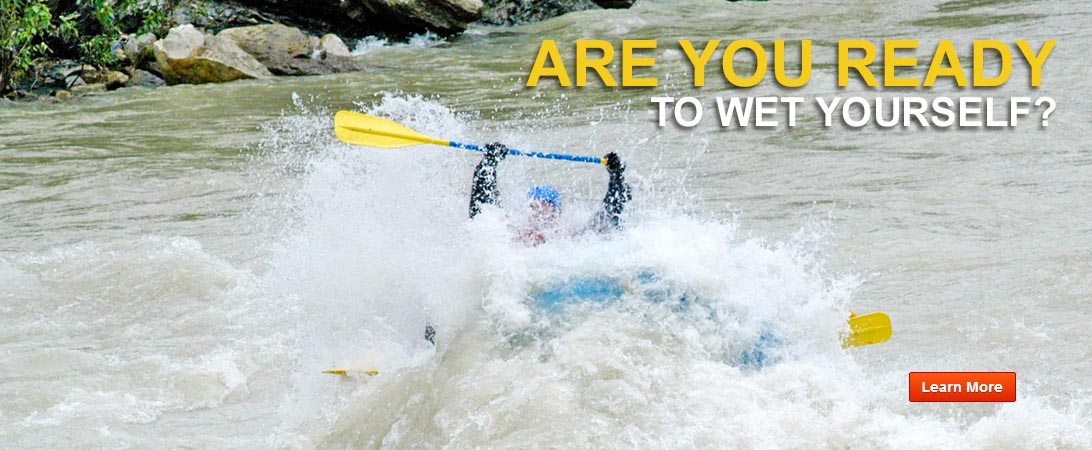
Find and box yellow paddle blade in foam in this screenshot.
[842,312,893,348]
[322,368,379,376]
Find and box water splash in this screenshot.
[251,93,1091,449]
[351,32,446,56]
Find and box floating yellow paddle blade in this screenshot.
[334,110,450,148]
[323,368,379,376]
[842,312,893,348]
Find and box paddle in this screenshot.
[323,368,379,376]
[333,111,606,164]
[842,312,893,348]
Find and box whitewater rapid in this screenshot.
[3,88,1089,448]
[4,0,1092,447]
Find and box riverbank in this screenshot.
[2,0,635,102]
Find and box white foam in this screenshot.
[350,32,445,56]
[255,94,1091,449]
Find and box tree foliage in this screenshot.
[1,0,78,93]
[1,0,176,94]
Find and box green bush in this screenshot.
[0,0,176,94]
[0,0,78,93]
[78,0,178,66]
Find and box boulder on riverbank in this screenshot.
[125,69,167,88]
[217,23,313,73]
[154,24,274,85]
[319,34,352,58]
[340,0,483,33]
[593,0,635,7]
[480,0,633,26]
[5,0,641,99]
[219,0,355,34]
[217,23,365,76]
[232,0,633,34]
[122,33,159,66]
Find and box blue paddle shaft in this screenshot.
[448,141,604,164]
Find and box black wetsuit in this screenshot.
[468,143,631,233]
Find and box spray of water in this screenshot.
[248,93,1092,448]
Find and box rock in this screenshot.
[65,75,86,88]
[232,0,363,33]
[125,69,167,88]
[218,23,364,75]
[153,24,273,85]
[124,33,158,64]
[52,64,107,87]
[480,0,598,26]
[218,23,314,60]
[55,90,72,101]
[319,34,352,58]
[36,60,81,87]
[80,65,108,84]
[141,58,166,78]
[340,0,483,33]
[105,71,130,90]
[71,83,106,95]
[593,0,634,7]
[478,0,635,25]
[207,4,282,31]
[267,54,368,76]
[217,23,314,74]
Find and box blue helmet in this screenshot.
[527,185,561,209]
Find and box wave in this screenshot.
[251,94,1090,449]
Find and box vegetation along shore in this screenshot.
[0,0,635,102]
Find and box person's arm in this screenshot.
[591,152,631,231]
[469,143,508,218]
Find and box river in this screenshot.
[2,0,1090,448]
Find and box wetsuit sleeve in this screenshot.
[469,143,508,218]
[591,152,631,232]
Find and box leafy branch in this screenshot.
[1,0,176,95]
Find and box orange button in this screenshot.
[909,372,1016,402]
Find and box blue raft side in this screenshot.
[529,274,784,368]
[533,276,627,310]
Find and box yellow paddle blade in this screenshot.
[842,312,893,348]
[323,368,379,376]
[334,110,450,148]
